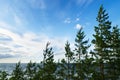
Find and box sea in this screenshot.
[0,63,27,74]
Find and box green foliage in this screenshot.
[25,61,37,80]
[0,71,8,80]
[92,5,120,80]
[106,26,120,79]
[55,59,66,80]
[10,62,24,80]
[92,5,112,80]
[75,28,90,60]
[40,42,57,80]
[65,41,74,62]
[65,41,75,80]
[74,28,91,80]
[56,41,75,80]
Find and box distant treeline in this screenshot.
[0,5,120,80]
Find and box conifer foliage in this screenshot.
[10,62,24,80]
[74,28,91,80]
[92,5,112,80]
[0,71,8,80]
[25,61,37,80]
[41,42,57,80]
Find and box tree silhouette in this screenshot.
[10,62,24,80]
[25,61,37,80]
[74,28,90,80]
[92,5,112,80]
[0,71,8,80]
[64,41,75,80]
[40,42,57,80]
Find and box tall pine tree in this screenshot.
[56,41,75,80]
[92,5,112,80]
[41,42,56,80]
[74,28,90,80]
[65,41,74,80]
[107,26,120,79]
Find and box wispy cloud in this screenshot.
[0,28,68,62]
[0,2,27,32]
[64,18,71,24]
[0,21,12,29]
[0,54,15,59]
[76,0,93,7]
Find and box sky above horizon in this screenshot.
[0,0,120,63]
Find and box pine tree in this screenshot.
[0,71,8,80]
[74,28,90,80]
[83,52,96,80]
[56,59,68,80]
[10,62,24,80]
[114,28,120,79]
[33,63,44,80]
[41,42,57,80]
[65,41,74,80]
[56,41,75,80]
[25,61,37,80]
[108,26,120,79]
[92,5,112,80]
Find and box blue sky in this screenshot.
[0,0,120,63]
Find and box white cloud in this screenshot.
[0,28,68,63]
[75,24,82,30]
[0,21,12,29]
[64,17,80,23]
[76,18,80,21]
[64,18,71,24]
